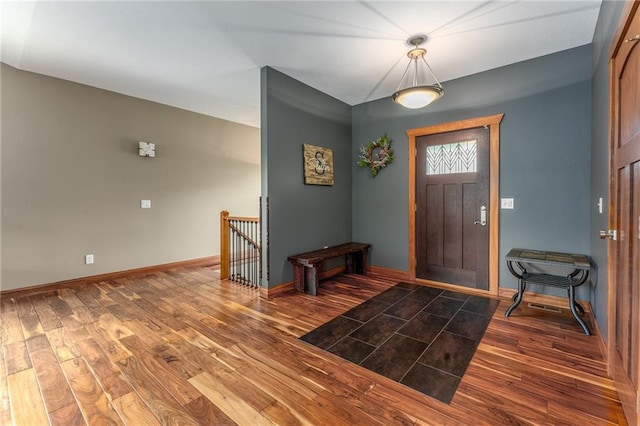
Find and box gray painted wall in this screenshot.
[261,67,352,288]
[589,0,627,340]
[352,46,592,300]
[1,64,260,291]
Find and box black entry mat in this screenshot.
[299,282,499,404]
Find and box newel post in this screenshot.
[220,211,229,279]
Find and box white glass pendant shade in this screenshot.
[392,85,443,109]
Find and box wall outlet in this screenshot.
[501,198,515,209]
[141,200,151,209]
[85,254,94,265]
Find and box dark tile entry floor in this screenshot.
[300,282,500,403]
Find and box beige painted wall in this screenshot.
[1,64,260,291]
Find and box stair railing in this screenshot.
[220,211,261,288]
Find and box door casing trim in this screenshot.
[407,113,504,296]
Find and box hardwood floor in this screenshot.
[0,267,628,425]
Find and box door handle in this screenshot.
[474,206,487,226]
[624,34,640,43]
[599,229,617,240]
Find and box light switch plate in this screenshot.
[139,141,155,157]
[501,198,514,209]
[141,200,151,209]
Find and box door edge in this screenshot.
[606,2,640,424]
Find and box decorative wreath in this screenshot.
[357,134,395,177]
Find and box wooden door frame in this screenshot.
[607,1,640,423]
[407,113,504,296]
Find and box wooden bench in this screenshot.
[287,242,370,295]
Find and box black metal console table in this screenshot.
[505,248,591,335]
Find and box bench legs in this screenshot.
[305,267,318,296]
[505,279,526,317]
[293,265,305,293]
[346,248,368,274]
[504,279,591,336]
[568,285,590,335]
[292,265,319,296]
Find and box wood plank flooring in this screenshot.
[0,267,629,425]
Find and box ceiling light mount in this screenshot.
[407,47,427,60]
[392,34,444,109]
[406,34,427,47]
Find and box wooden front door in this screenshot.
[609,3,640,425]
[415,126,490,290]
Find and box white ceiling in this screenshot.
[1,1,602,128]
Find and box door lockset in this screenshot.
[474,206,487,226]
[599,229,617,240]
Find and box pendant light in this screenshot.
[392,35,444,109]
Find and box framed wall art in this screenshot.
[303,144,334,186]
